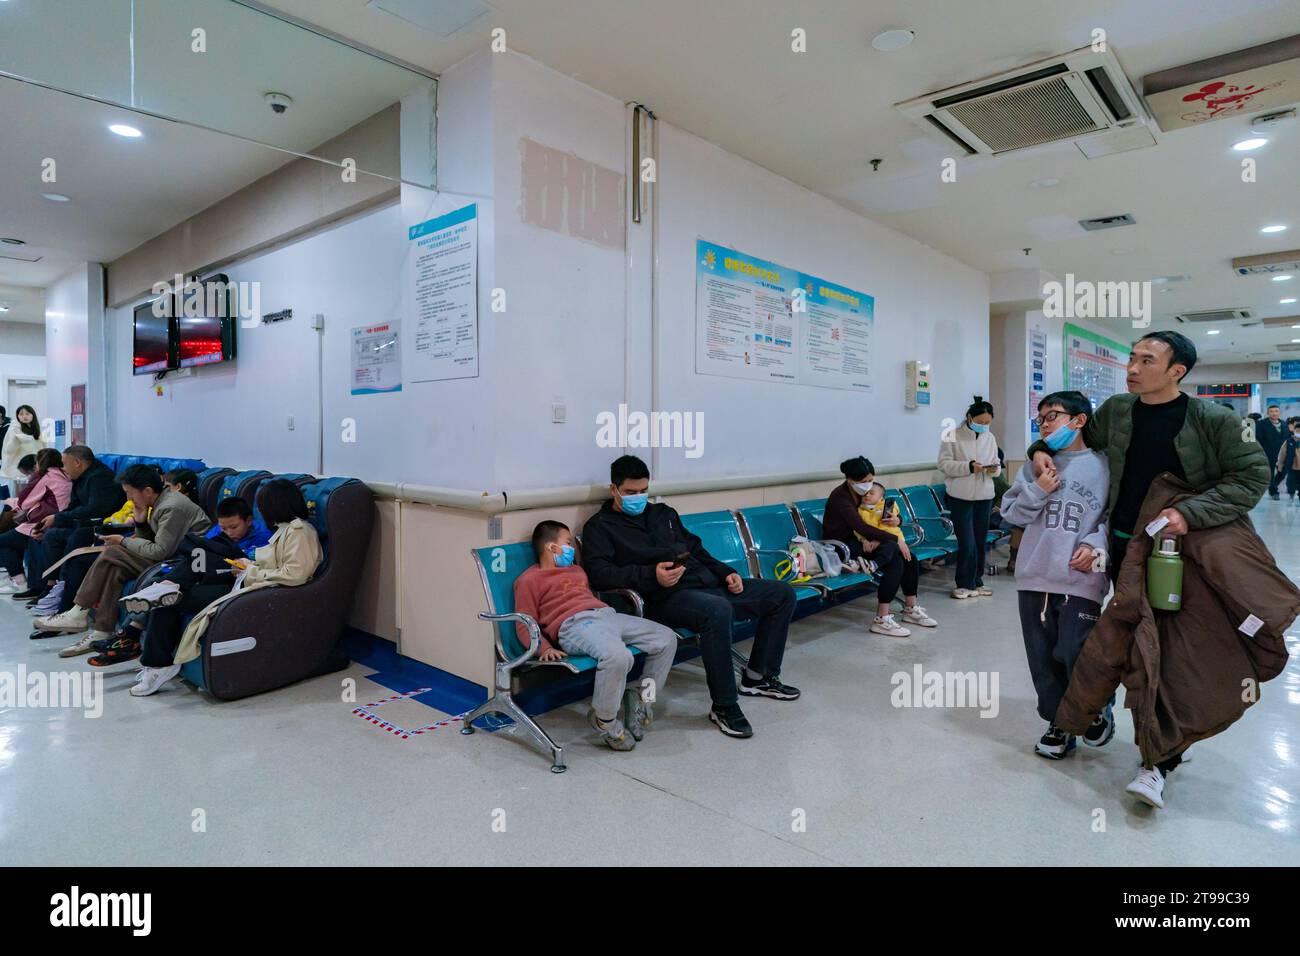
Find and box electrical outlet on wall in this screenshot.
[552,403,566,423]
[287,414,295,431]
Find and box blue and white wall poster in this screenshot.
[408,203,478,383]
[695,239,874,391]
[351,321,402,396]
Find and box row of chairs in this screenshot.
[463,482,1008,771]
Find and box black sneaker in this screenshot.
[10,586,45,600]
[1082,704,1115,748]
[87,636,142,667]
[739,673,801,700]
[709,705,753,738]
[1034,724,1077,760]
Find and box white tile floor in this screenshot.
[1,500,1297,866]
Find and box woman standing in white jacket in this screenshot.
[938,396,1002,599]
[0,404,46,486]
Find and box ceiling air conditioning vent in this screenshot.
[1079,213,1136,231]
[1275,343,1300,352]
[1174,308,1252,323]
[1260,314,1300,327]
[896,46,1145,155]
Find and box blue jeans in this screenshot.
[948,496,991,590]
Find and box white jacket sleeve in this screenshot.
[937,440,972,478]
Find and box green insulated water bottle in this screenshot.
[1147,538,1183,611]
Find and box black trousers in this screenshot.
[140,583,231,667]
[0,528,28,576]
[849,536,918,604]
[1018,591,1103,722]
[948,496,992,590]
[645,578,796,709]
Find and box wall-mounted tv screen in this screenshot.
[132,299,174,375]
[176,274,237,369]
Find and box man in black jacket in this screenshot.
[582,455,799,739]
[1255,405,1288,500]
[13,445,125,601]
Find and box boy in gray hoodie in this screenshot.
[1000,391,1115,759]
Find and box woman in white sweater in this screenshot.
[937,396,1002,599]
[0,404,46,484]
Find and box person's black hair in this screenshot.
[164,468,201,504]
[966,395,995,420]
[215,496,253,520]
[839,455,874,481]
[120,463,164,494]
[1249,412,1262,420]
[62,444,95,463]
[0,405,6,417]
[256,478,309,529]
[610,454,650,487]
[1037,390,1094,419]
[13,404,40,440]
[1268,404,1280,410]
[34,448,63,474]
[16,453,36,473]
[1136,330,1197,380]
[530,519,570,559]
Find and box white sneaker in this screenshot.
[36,606,90,633]
[58,631,104,658]
[869,614,911,637]
[901,605,937,627]
[974,586,994,596]
[951,588,974,599]
[0,573,27,594]
[121,580,182,614]
[1126,767,1166,809]
[130,664,182,697]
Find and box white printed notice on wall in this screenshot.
[695,239,873,391]
[351,321,402,396]
[408,203,478,382]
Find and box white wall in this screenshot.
[100,50,1006,492]
[44,264,102,449]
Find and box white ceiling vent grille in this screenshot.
[897,47,1146,155]
[1174,308,1252,324]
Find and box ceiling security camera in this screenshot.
[264,92,293,115]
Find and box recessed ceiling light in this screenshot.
[1207,329,1221,335]
[1273,275,1293,281]
[1030,177,1060,188]
[0,306,8,313]
[1284,299,1298,305]
[1292,339,1300,344]
[42,193,70,202]
[0,237,24,245]
[108,123,142,138]
[1233,137,1268,151]
[871,29,915,52]
[1261,224,1288,234]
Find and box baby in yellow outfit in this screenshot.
[856,482,905,544]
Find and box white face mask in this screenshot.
[850,481,872,495]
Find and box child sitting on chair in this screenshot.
[513,520,677,752]
[856,482,906,544]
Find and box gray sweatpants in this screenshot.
[556,607,676,721]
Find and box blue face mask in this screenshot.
[553,544,576,567]
[1044,422,1079,451]
[620,493,648,516]
[969,421,989,434]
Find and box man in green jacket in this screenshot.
[1030,329,1269,802]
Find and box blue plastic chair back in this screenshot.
[472,542,541,659]
[930,483,948,510]
[884,489,922,547]
[737,504,798,581]
[902,484,958,548]
[678,510,749,576]
[793,498,827,540]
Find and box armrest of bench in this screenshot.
[478,611,543,670]
[597,588,645,617]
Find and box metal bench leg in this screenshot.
[461,663,566,773]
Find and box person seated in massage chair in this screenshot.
[129,478,323,697]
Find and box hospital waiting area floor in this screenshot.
[2,502,1296,867]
